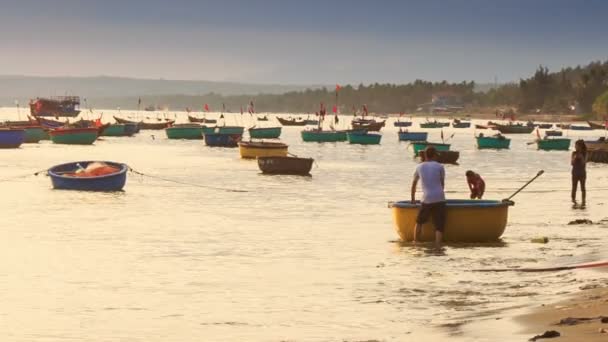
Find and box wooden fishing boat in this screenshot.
[124,123,139,135]
[35,116,68,129]
[545,130,563,137]
[301,129,347,142]
[587,121,606,130]
[100,124,132,137]
[238,141,288,159]
[420,121,450,129]
[569,125,593,131]
[249,127,282,139]
[537,138,571,151]
[277,117,307,126]
[21,126,46,143]
[49,127,98,145]
[165,124,204,139]
[389,199,513,242]
[557,123,571,129]
[476,135,511,149]
[257,156,314,175]
[398,131,428,141]
[494,123,534,134]
[204,133,242,147]
[585,138,608,151]
[351,119,386,131]
[534,123,553,129]
[394,121,413,127]
[411,141,451,155]
[47,161,127,191]
[30,96,80,117]
[417,150,460,164]
[452,120,471,128]
[188,115,217,124]
[113,116,173,130]
[305,119,319,125]
[0,128,25,148]
[347,132,382,145]
[257,116,269,122]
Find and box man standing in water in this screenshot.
[411,146,446,248]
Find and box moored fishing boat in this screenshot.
[305,119,319,125]
[277,117,307,126]
[569,125,593,131]
[218,126,245,135]
[416,150,459,163]
[248,127,282,139]
[452,119,471,128]
[301,129,347,142]
[30,96,80,117]
[238,141,288,159]
[47,161,127,191]
[204,133,242,147]
[257,156,314,175]
[411,141,451,155]
[545,130,563,137]
[534,123,553,129]
[0,128,26,148]
[494,123,534,134]
[389,199,513,242]
[587,121,606,130]
[257,116,269,122]
[476,135,511,149]
[351,119,385,131]
[165,124,204,139]
[394,121,413,127]
[49,127,98,145]
[398,131,428,141]
[188,115,217,124]
[585,137,608,151]
[21,126,46,143]
[100,124,131,137]
[113,116,174,130]
[347,132,382,145]
[420,121,450,129]
[537,138,571,151]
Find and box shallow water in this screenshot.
[1,109,607,341]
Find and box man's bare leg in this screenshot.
[435,231,443,249]
[414,223,422,242]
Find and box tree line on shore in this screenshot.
[86,60,608,118]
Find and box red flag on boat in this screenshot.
[362,105,368,116]
[94,118,102,128]
[204,104,210,112]
[605,120,608,129]
[332,105,337,113]
[336,84,341,92]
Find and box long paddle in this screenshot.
[503,170,544,202]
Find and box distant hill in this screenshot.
[0,75,322,106]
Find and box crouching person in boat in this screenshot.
[411,146,446,249]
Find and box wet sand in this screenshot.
[518,286,608,341]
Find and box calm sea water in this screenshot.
[1,109,607,341]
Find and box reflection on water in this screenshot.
[1,109,607,341]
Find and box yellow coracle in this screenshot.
[390,199,513,242]
[238,141,289,159]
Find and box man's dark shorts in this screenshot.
[416,201,447,232]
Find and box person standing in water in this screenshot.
[571,139,587,206]
[411,146,446,248]
[466,170,485,199]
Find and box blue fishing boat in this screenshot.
[47,161,128,191]
[0,128,26,148]
[204,133,242,147]
[398,131,428,141]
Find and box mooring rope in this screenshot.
[128,167,248,193]
[0,169,48,182]
[473,260,608,273]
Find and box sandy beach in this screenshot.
[518,285,608,341]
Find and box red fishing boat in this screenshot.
[29,96,81,117]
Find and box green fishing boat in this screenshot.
[301,129,347,142]
[476,136,511,149]
[23,126,47,143]
[100,124,129,137]
[537,138,571,151]
[218,126,245,135]
[249,127,282,139]
[347,132,382,145]
[411,141,451,155]
[49,127,98,145]
[202,126,215,135]
[165,125,203,139]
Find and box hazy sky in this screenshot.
[1,0,607,84]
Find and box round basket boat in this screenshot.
[238,141,288,159]
[389,199,514,242]
[47,161,128,191]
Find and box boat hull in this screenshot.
[23,126,46,143]
[47,161,127,191]
[452,122,471,128]
[476,136,511,149]
[411,141,451,155]
[0,129,26,148]
[301,130,347,142]
[351,120,385,131]
[398,132,428,141]
[495,124,534,134]
[249,127,282,139]
[204,133,242,147]
[238,141,288,159]
[218,126,245,135]
[569,125,593,131]
[165,126,203,139]
[537,138,571,151]
[257,156,314,175]
[277,117,307,126]
[417,150,459,164]
[545,130,563,137]
[100,124,131,137]
[394,121,413,127]
[390,200,511,242]
[49,128,98,145]
[420,122,450,128]
[347,132,382,145]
